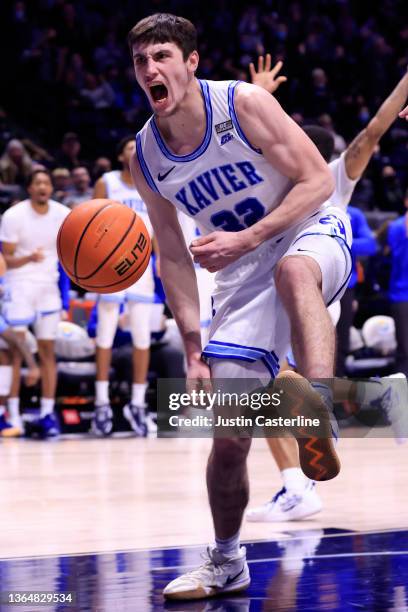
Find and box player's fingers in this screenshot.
[249,62,255,81]
[276,76,287,85]
[190,234,215,247]
[270,60,283,77]
[264,53,272,72]
[257,55,264,73]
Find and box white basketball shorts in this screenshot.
[98,259,155,304]
[202,205,352,378]
[3,281,62,339]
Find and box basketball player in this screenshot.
[247,60,408,522]
[91,136,156,436]
[128,14,353,599]
[0,169,68,438]
[0,252,41,436]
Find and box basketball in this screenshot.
[57,198,152,293]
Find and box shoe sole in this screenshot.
[276,372,340,481]
[0,427,23,438]
[163,577,251,600]
[247,504,322,522]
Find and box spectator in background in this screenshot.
[0,139,33,186]
[62,166,92,208]
[318,114,346,159]
[92,157,111,183]
[381,165,405,213]
[56,132,82,170]
[387,189,408,376]
[51,167,71,203]
[80,73,115,110]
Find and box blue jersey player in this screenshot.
[128,13,352,600]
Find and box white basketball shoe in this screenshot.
[246,481,322,522]
[163,546,250,600]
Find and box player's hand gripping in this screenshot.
[30,248,45,263]
[186,352,212,395]
[249,55,287,94]
[190,231,252,272]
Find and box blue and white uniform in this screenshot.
[99,170,154,304]
[137,79,352,377]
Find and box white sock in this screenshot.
[215,531,240,557]
[0,405,5,417]
[95,380,109,405]
[8,397,20,421]
[131,383,147,407]
[282,467,307,494]
[40,397,55,418]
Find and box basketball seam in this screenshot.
[80,242,152,290]
[73,203,115,281]
[75,209,137,281]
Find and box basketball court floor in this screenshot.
[0,435,407,610]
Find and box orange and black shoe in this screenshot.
[275,371,340,481]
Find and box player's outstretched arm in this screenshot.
[130,152,207,379]
[249,55,287,95]
[345,70,408,180]
[236,83,334,244]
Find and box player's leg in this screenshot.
[2,283,36,432]
[94,299,121,436]
[0,347,19,437]
[163,358,268,600]
[123,301,153,436]
[275,255,335,378]
[34,311,61,438]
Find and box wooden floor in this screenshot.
[0,434,407,559]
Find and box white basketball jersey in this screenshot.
[136,80,294,235]
[103,170,153,237]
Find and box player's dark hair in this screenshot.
[116,135,135,157]
[302,125,335,162]
[127,13,197,61]
[26,168,52,188]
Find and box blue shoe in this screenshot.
[371,374,408,443]
[123,404,148,437]
[91,404,113,437]
[0,414,23,437]
[38,413,60,438]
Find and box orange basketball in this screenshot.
[57,199,152,293]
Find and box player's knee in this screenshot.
[96,301,119,349]
[129,302,151,349]
[212,437,251,467]
[275,256,321,296]
[37,340,55,359]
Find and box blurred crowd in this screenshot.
[0,0,407,212]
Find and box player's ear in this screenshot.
[187,50,199,74]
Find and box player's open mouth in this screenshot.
[149,84,168,104]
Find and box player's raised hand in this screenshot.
[399,104,408,120]
[190,231,250,272]
[249,55,287,94]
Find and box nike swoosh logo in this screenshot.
[157,166,176,182]
[225,567,245,585]
[297,248,319,254]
